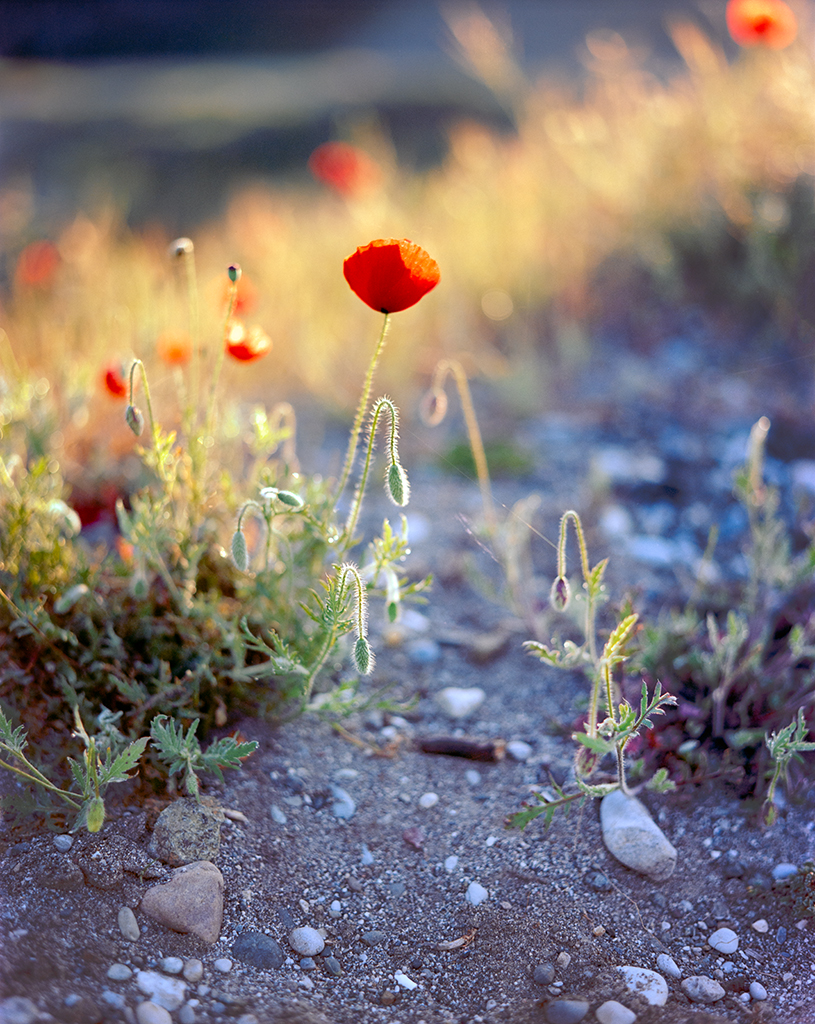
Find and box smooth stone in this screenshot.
[362,930,387,947]
[771,863,798,881]
[465,881,489,906]
[681,976,725,1003]
[182,959,204,983]
[617,966,668,1006]
[506,740,533,761]
[545,999,589,1024]
[270,805,287,824]
[752,918,769,933]
[213,958,232,973]
[135,971,187,1011]
[418,792,439,809]
[101,992,126,1009]
[656,953,681,979]
[288,926,325,956]
[135,1002,172,1024]
[749,982,768,1001]
[394,970,418,990]
[595,1000,637,1024]
[148,799,221,866]
[159,957,183,975]
[324,956,342,977]
[53,834,74,852]
[435,686,485,718]
[107,964,133,981]
[328,900,342,918]
[178,1006,197,1024]
[140,861,224,944]
[444,855,459,872]
[0,997,40,1024]
[232,931,284,969]
[600,791,677,881]
[329,786,356,820]
[532,963,555,985]
[708,927,738,955]
[118,906,140,941]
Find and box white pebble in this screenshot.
[444,855,459,873]
[708,927,739,955]
[656,953,681,979]
[182,959,204,983]
[681,976,725,1003]
[771,863,798,881]
[270,804,287,824]
[135,1001,172,1024]
[435,686,485,718]
[117,906,140,942]
[53,834,74,852]
[749,981,768,1001]
[179,1005,197,1024]
[465,881,489,906]
[394,970,418,990]
[213,959,233,973]
[752,918,769,933]
[595,1000,637,1024]
[601,792,677,881]
[107,964,133,981]
[135,971,187,1011]
[485,835,498,847]
[289,926,325,956]
[556,951,572,969]
[159,957,183,975]
[617,965,668,1006]
[361,844,375,865]
[418,792,439,809]
[328,900,342,918]
[101,991,126,1009]
[465,769,481,787]
[506,740,533,761]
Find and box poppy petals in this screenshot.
[225,320,272,362]
[343,239,440,314]
[101,363,128,399]
[726,0,797,49]
[155,330,193,366]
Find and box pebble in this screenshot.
[288,926,325,956]
[533,963,555,985]
[466,881,489,906]
[465,768,481,787]
[407,638,441,665]
[595,1001,636,1024]
[178,1006,197,1024]
[324,956,343,977]
[148,799,221,866]
[435,686,485,718]
[600,791,677,881]
[213,958,233,973]
[107,963,133,981]
[656,953,681,979]
[135,971,187,1011]
[394,970,418,990]
[0,997,39,1024]
[159,957,184,974]
[444,855,459,873]
[117,906,140,941]
[231,931,285,969]
[329,899,342,918]
[556,951,572,969]
[269,805,287,825]
[140,861,224,945]
[135,1002,172,1024]
[751,918,769,933]
[708,927,738,954]
[402,826,425,850]
[329,785,356,820]
[749,982,768,1001]
[361,844,375,865]
[362,930,387,947]
[680,976,725,1003]
[544,998,589,1023]
[506,740,533,761]
[53,834,74,852]
[101,991,126,1010]
[775,925,787,945]
[771,862,798,881]
[183,959,204,983]
[418,792,439,809]
[617,966,668,1006]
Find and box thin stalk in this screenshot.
[204,277,237,447]
[342,398,397,550]
[128,360,158,446]
[0,757,82,809]
[557,510,597,666]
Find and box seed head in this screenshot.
[169,237,194,258]
[228,263,242,283]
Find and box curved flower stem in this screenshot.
[335,313,390,505]
[341,397,399,551]
[128,360,158,445]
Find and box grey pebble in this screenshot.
[270,805,287,825]
[545,998,589,1023]
[107,963,134,981]
[506,740,533,761]
[362,930,387,947]
[183,959,204,983]
[178,1006,197,1024]
[533,963,556,985]
[0,997,39,1024]
[159,957,184,975]
[300,957,316,970]
[101,991,127,1009]
[776,926,787,945]
[324,956,342,977]
[749,981,768,1000]
[680,976,725,1003]
[213,958,233,973]
[329,785,356,820]
[771,863,798,881]
[288,926,325,956]
[232,931,284,969]
[118,906,140,941]
[149,799,221,866]
[135,1002,172,1024]
[656,953,681,979]
[53,834,74,852]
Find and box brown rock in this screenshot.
[140,860,224,944]
[148,799,221,866]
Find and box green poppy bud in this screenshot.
[125,404,145,437]
[276,490,304,509]
[228,263,242,283]
[550,575,571,612]
[85,796,106,833]
[386,462,410,507]
[231,529,249,572]
[353,635,374,676]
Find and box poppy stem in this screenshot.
[335,313,390,505]
[204,276,238,447]
[128,359,158,444]
[341,397,398,549]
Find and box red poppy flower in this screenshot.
[101,363,128,399]
[225,320,272,362]
[155,329,193,366]
[308,142,382,198]
[726,0,797,48]
[343,239,440,314]
[14,240,61,289]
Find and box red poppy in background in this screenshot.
[14,240,61,289]
[155,329,193,366]
[343,239,440,314]
[225,320,272,362]
[726,0,797,48]
[308,142,382,198]
[101,363,128,399]
[218,273,258,316]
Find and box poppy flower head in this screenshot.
[225,320,272,362]
[155,329,193,366]
[726,0,797,48]
[309,142,382,198]
[15,240,61,290]
[343,239,440,314]
[101,362,128,399]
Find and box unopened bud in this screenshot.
[228,263,242,283]
[419,387,448,427]
[386,462,410,507]
[169,237,194,258]
[550,575,571,612]
[231,529,249,572]
[85,796,106,833]
[353,635,374,676]
[125,404,145,436]
[276,490,304,509]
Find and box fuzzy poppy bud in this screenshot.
[276,490,304,509]
[231,529,249,572]
[550,575,571,612]
[386,462,410,507]
[125,404,145,436]
[228,263,242,283]
[353,635,374,676]
[419,387,448,427]
[85,796,106,833]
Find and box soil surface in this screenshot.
[2,313,815,1024]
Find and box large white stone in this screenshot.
[600,791,677,881]
[681,976,725,1003]
[617,966,669,1006]
[708,927,738,955]
[135,971,187,1011]
[595,1001,637,1024]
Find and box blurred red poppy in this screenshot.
[101,363,128,399]
[156,329,193,366]
[726,0,797,48]
[225,320,272,362]
[343,239,440,314]
[14,240,61,289]
[218,273,258,316]
[308,142,382,198]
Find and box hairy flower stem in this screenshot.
[342,397,400,550]
[335,313,390,504]
[128,360,158,445]
[204,276,238,449]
